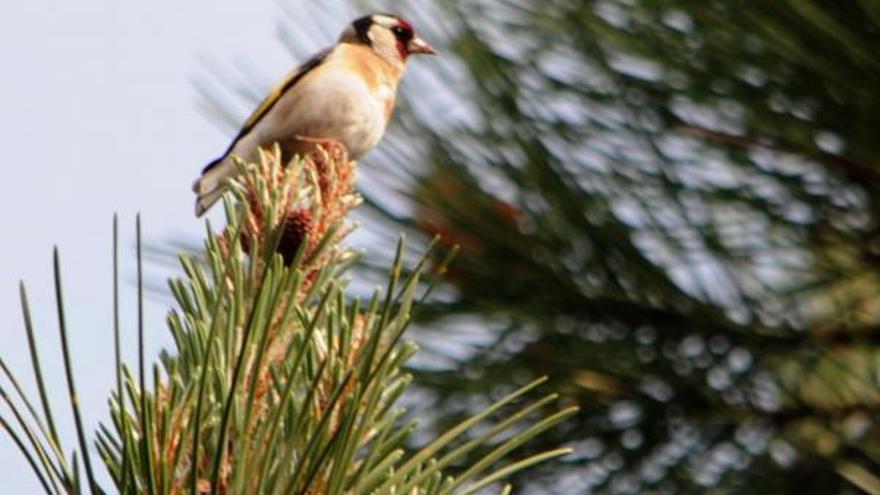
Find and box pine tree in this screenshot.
[0,146,575,494]
[344,2,880,493]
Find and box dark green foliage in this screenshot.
[350,1,880,493]
[186,1,880,491]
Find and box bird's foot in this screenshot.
[295,135,348,162]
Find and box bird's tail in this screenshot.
[192,156,237,217]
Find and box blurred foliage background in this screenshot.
[196,1,880,493]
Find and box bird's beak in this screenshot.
[408,36,438,55]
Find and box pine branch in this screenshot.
[1,144,573,494]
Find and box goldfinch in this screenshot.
[193,13,436,216]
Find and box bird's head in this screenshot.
[342,14,437,66]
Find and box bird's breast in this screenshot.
[375,83,397,120]
[262,66,393,160]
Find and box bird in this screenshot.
[192,13,437,216]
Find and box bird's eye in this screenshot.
[392,26,409,39]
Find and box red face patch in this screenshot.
[391,20,416,59]
[397,18,413,32]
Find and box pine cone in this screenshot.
[277,208,314,265]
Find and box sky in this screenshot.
[0,1,356,491]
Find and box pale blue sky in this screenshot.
[0,1,366,491]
